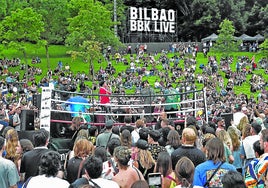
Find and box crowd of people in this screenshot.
[2,107,268,188]
[0,43,268,188]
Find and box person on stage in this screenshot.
[99,80,112,113]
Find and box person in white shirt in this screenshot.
[24,151,69,188]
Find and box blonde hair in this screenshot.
[237,116,248,132]
[5,129,20,167]
[138,149,155,170]
[182,128,196,145]
[217,130,232,150]
[227,126,240,151]
[242,123,251,140]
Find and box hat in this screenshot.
[135,139,149,150]
[251,122,262,134]
[105,120,114,129]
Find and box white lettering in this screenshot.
[143,8,150,20]
[144,21,150,31]
[168,10,175,21]
[130,7,138,20]
[138,7,143,19]
[154,21,160,32]
[129,7,176,34]
[151,8,158,21]
[130,20,137,31]
[159,9,167,21]
[169,22,175,33]
[137,20,144,31]
[163,22,169,32]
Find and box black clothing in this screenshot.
[137,160,155,180]
[20,148,49,181]
[66,157,84,184]
[171,145,206,170]
[148,143,167,161]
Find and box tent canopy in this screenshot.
[254,34,265,41]
[237,34,256,41]
[201,33,218,42]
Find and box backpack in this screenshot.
[245,157,268,188]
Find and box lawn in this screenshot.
[0,43,267,98]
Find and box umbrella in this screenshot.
[66,96,90,117]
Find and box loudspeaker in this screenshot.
[33,94,41,109]
[21,110,35,131]
[221,113,233,130]
[50,111,72,138]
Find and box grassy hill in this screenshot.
[0,44,267,98]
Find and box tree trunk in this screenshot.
[23,50,28,83]
[45,44,50,69]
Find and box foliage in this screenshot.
[0,7,45,81]
[211,19,240,57]
[29,0,70,45]
[259,39,268,58]
[66,0,121,49]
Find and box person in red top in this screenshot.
[99,80,111,112]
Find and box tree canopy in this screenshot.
[211,19,240,56]
[0,0,266,47]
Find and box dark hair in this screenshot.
[33,129,49,147]
[0,136,5,149]
[149,130,161,142]
[186,116,196,126]
[107,138,121,156]
[166,130,181,149]
[139,127,149,141]
[222,170,246,188]
[155,151,172,177]
[261,129,268,142]
[206,137,225,163]
[120,129,132,148]
[124,116,132,124]
[19,139,34,153]
[253,140,264,157]
[114,146,131,166]
[88,126,98,137]
[94,146,108,162]
[84,155,103,178]
[99,80,105,87]
[39,151,61,177]
[2,126,14,137]
[131,180,149,188]
[112,126,120,136]
[158,127,171,146]
[174,157,195,187]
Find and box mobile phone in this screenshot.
[148,173,162,188]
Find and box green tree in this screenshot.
[211,19,240,56]
[0,7,45,81]
[29,0,70,68]
[66,0,121,77]
[191,0,221,41]
[259,39,268,58]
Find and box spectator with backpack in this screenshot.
[193,137,236,187]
